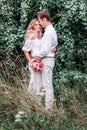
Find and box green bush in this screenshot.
[0,1,87,129]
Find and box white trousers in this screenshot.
[41,57,55,109]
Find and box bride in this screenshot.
[22,18,43,95]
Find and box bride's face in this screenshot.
[34,21,41,32]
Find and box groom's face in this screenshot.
[38,17,45,28]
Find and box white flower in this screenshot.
[18,111,24,115]
[15,114,21,118]
[15,111,25,123]
[15,118,21,122]
[4,91,9,94]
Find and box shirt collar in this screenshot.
[45,24,52,31]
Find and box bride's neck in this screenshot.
[38,32,42,39]
[34,31,41,39]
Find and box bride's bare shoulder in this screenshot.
[29,33,35,40]
[26,33,35,41]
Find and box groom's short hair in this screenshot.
[38,11,51,21]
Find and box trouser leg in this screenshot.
[42,58,54,109]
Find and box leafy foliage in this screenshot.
[0,2,87,128]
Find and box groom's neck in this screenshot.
[45,21,51,28]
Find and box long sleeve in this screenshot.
[33,33,52,58]
[32,25,58,58]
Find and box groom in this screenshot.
[33,11,58,110]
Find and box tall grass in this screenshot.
[0,52,87,130]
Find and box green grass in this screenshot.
[0,79,87,130]
[0,55,87,130]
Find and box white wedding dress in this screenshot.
[22,39,42,95]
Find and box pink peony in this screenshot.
[30,59,43,72]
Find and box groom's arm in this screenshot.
[33,31,58,58]
[33,34,52,58]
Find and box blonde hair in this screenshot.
[25,18,41,41]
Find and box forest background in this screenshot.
[0,0,87,129]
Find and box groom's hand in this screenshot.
[51,48,56,53]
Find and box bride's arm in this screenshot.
[23,33,35,63]
[24,51,32,64]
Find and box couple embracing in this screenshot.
[22,11,58,110]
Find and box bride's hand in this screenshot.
[29,50,33,58]
[29,59,33,65]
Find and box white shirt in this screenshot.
[33,24,58,58]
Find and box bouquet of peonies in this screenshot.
[30,59,43,72]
